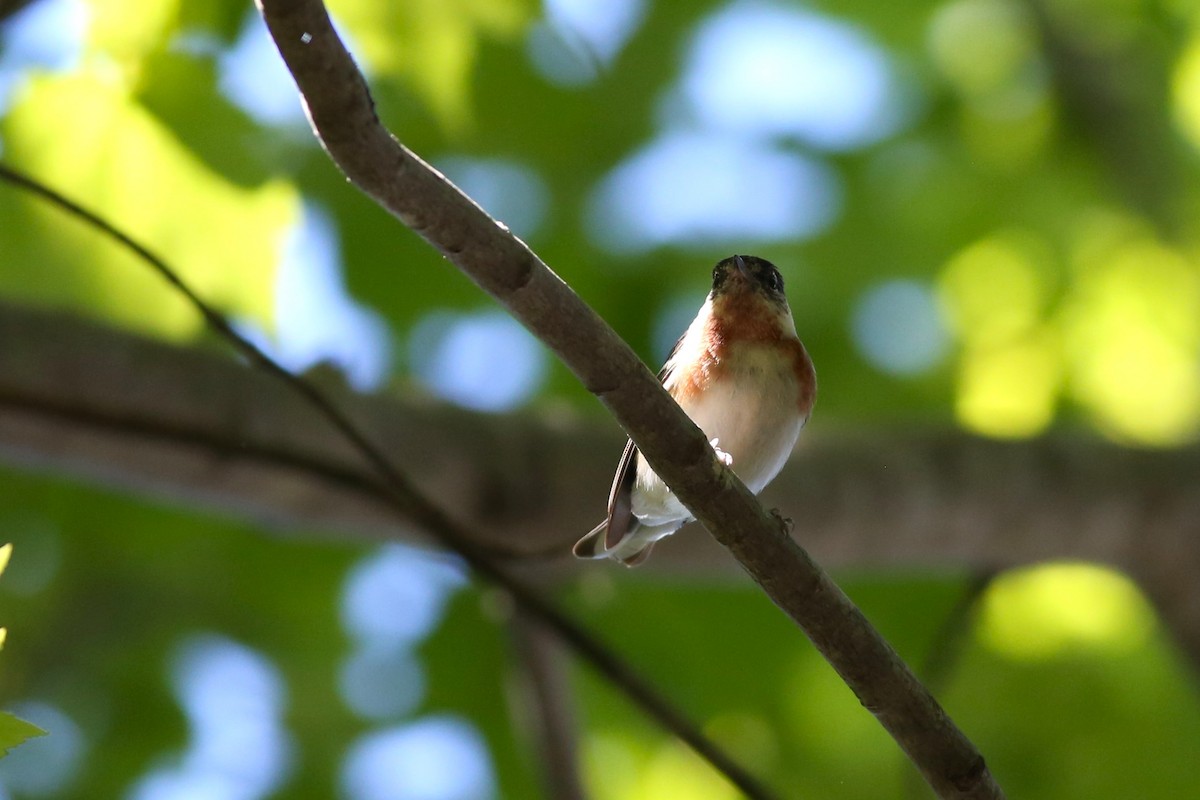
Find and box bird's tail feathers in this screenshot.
[618,541,655,567]
[572,520,609,559]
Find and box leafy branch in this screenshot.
[254,0,1005,796]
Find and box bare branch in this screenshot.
[254,1,1004,796]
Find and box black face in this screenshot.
[711,254,786,299]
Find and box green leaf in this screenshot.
[332,0,534,131]
[0,712,46,758]
[85,0,181,66]
[0,72,299,340]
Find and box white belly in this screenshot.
[631,344,803,525]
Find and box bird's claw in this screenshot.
[709,437,734,467]
[770,508,794,534]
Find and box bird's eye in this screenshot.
[711,263,728,289]
[765,270,783,293]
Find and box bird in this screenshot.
[573,254,816,566]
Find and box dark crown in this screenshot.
[712,254,785,296]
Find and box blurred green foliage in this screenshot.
[1,0,1199,797]
[0,544,46,758]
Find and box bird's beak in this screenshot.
[734,254,751,280]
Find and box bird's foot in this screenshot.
[709,437,734,467]
[770,508,794,534]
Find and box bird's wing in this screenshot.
[604,332,689,550]
[604,438,639,549]
[656,330,687,385]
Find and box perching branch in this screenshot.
[0,163,778,800]
[255,0,1005,797]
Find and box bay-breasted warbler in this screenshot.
[574,255,816,566]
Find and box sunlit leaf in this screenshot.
[979,563,1155,660]
[948,563,1200,798]
[85,0,181,67]
[1173,32,1200,152]
[0,712,46,758]
[328,0,534,131]
[1062,217,1200,444]
[928,0,1038,98]
[0,72,299,339]
[0,543,8,653]
[954,326,1062,437]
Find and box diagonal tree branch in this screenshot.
[0,163,778,800]
[254,1,1005,796]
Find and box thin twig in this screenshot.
[0,320,572,560]
[511,611,589,800]
[252,1,1005,796]
[920,571,998,690]
[0,162,780,800]
[906,571,998,800]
